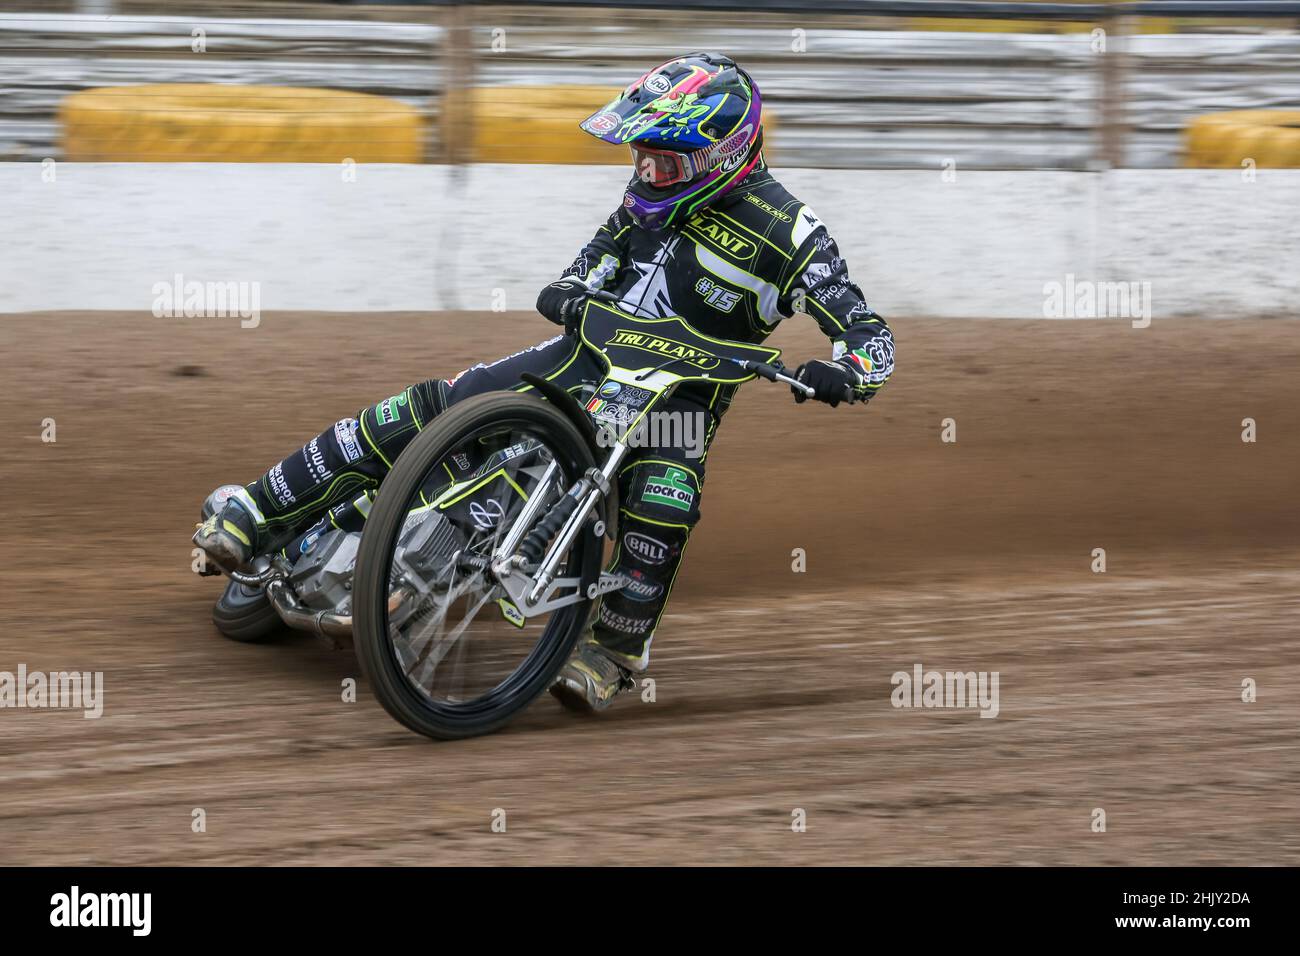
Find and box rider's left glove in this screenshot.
[791,359,861,408]
[536,278,589,336]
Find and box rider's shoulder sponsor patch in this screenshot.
[743,192,793,222]
[791,204,825,250]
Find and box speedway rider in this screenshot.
[194,52,896,712]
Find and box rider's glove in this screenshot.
[536,278,588,335]
[792,359,861,408]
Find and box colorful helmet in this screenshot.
[580,52,764,231]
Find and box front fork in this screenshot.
[492,441,630,614]
[530,441,628,602]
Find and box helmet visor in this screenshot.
[630,144,694,188]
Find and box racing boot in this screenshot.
[192,486,262,576]
[550,636,639,713]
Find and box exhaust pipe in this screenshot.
[265,578,353,648]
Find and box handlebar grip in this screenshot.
[751,361,816,398]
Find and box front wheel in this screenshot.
[352,391,603,740]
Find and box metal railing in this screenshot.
[1,2,1298,166]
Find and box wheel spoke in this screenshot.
[356,403,596,738]
[384,425,576,706]
[408,575,493,691]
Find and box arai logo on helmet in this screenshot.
[643,73,672,95]
[706,123,754,173]
[585,111,621,135]
[717,150,750,173]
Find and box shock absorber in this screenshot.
[518,494,580,567]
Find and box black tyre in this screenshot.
[352,391,602,740]
[212,578,285,643]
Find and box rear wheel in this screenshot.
[212,578,284,643]
[352,391,602,740]
[204,484,286,643]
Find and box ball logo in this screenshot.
[624,531,672,565]
[599,381,623,398]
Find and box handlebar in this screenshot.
[579,288,859,404]
[731,358,860,404]
[731,358,815,398]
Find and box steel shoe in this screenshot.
[550,639,638,713]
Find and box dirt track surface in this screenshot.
[1,311,1297,865]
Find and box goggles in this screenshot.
[630,144,700,188]
[630,122,757,188]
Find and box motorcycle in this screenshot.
[198,292,854,740]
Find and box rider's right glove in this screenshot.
[536,278,588,336]
[791,359,860,408]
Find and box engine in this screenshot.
[287,530,360,614]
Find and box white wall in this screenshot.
[2,162,1297,318]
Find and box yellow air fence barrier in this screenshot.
[60,85,424,163]
[1184,110,1300,168]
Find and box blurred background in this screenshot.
[2,0,1299,168]
[3,0,1298,316]
[2,2,1298,866]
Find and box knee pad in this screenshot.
[600,459,703,661]
[620,458,702,528]
[599,513,693,666]
[358,386,431,467]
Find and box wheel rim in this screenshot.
[377,418,584,718]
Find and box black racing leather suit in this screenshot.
[235,163,895,669]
